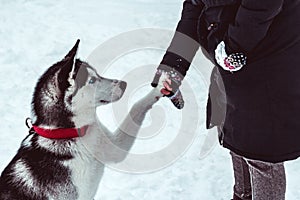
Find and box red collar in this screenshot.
[32,125,89,139]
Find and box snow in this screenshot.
[0,0,299,199]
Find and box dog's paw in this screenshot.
[153,71,171,95]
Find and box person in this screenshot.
[151,0,300,199]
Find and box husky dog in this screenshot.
[0,40,164,200]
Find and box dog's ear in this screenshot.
[57,40,80,92]
[66,39,80,86]
[64,39,80,61]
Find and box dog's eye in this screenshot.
[89,77,97,84]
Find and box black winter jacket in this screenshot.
[162,0,300,163]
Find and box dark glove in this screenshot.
[151,52,191,109]
[151,65,185,109]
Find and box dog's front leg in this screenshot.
[105,88,163,163]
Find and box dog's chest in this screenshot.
[63,126,106,200]
[65,143,105,200]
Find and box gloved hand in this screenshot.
[215,41,247,72]
[151,65,185,109]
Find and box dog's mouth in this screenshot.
[98,95,122,104]
[99,94,122,104]
[99,100,110,104]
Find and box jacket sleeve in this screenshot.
[226,0,284,54]
[159,0,204,77]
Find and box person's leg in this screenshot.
[230,151,252,200]
[246,159,286,200]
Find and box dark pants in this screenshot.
[231,151,286,200]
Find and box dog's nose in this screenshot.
[119,81,127,91]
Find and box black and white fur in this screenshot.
[0,40,164,200]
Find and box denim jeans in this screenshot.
[230,151,286,200]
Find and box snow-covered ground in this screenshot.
[0,0,299,199]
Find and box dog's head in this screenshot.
[32,40,127,127]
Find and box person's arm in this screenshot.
[226,0,284,54]
[151,0,204,109]
[160,0,204,77]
